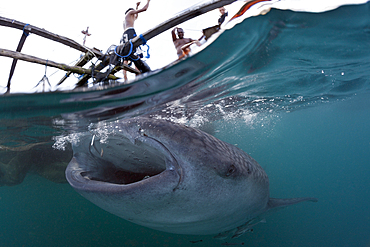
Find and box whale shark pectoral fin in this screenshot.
[213,229,234,240]
[214,218,267,240]
[267,197,318,211]
[231,218,266,239]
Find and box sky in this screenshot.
[0,0,244,93]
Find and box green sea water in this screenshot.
[1,2,370,246]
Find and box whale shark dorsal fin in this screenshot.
[267,197,318,210]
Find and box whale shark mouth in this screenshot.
[76,133,179,186]
[79,158,166,185]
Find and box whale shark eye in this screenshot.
[226,165,236,177]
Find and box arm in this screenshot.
[171,27,178,42]
[188,38,200,45]
[130,0,150,15]
[181,40,201,52]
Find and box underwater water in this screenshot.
[1,1,370,246]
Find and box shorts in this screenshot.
[120,28,137,44]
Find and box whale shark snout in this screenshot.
[66,117,317,236]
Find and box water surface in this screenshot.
[1,2,370,246]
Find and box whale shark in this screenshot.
[65,117,317,236]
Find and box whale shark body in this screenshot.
[66,117,316,236]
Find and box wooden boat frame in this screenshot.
[0,0,238,93]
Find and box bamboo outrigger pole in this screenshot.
[0,16,141,91]
[57,51,96,86]
[131,0,238,47]
[0,49,139,80]
[0,16,103,57]
[0,16,107,92]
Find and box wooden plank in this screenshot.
[110,64,141,77]
[57,51,95,85]
[76,59,110,87]
[0,48,118,80]
[132,0,239,47]
[75,58,140,87]
[0,16,103,58]
[74,53,141,87]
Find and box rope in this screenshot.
[83,46,99,60]
[114,40,133,58]
[114,35,150,61]
[139,34,150,59]
[143,44,150,59]
[23,24,30,36]
[182,28,202,32]
[139,34,147,44]
[59,57,80,79]
[130,53,140,61]
[34,59,51,91]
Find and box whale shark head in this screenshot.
[66,117,316,236]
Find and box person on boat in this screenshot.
[199,7,228,42]
[218,7,228,25]
[120,1,151,80]
[122,1,150,43]
[172,27,201,59]
[198,6,228,42]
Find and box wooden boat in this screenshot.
[0,0,243,93]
